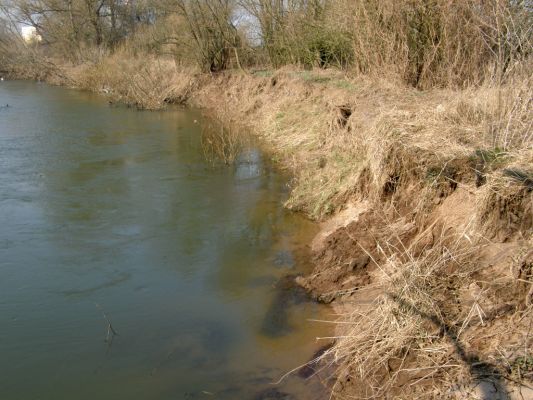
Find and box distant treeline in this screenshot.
[0,0,531,87]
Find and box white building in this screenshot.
[21,26,42,43]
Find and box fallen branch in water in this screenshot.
[95,303,118,343]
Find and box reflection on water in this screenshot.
[260,275,310,338]
[0,81,330,400]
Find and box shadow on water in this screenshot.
[388,294,510,400]
[297,342,335,379]
[273,250,295,269]
[253,387,296,400]
[260,275,312,338]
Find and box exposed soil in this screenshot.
[6,61,531,399]
[297,176,532,398]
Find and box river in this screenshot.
[0,81,329,399]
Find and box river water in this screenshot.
[0,81,329,399]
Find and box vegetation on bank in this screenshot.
[1,0,531,87]
[1,1,532,399]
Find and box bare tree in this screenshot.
[175,0,240,71]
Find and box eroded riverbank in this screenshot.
[3,59,532,398]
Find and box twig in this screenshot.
[95,303,118,342]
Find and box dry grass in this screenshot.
[201,117,247,166]
[327,234,477,398]
[476,156,533,241]
[185,63,532,398]
[70,52,199,109]
[192,64,531,220]
[249,0,531,88]
[1,47,68,83]
[2,26,531,397]
[312,227,532,399]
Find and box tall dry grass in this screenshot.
[335,0,532,88]
[327,235,476,398]
[71,51,199,109]
[251,0,532,88]
[4,0,531,91]
[194,63,530,220]
[318,229,532,399]
[201,119,247,165]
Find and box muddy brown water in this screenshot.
[0,81,331,399]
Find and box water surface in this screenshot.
[0,81,329,399]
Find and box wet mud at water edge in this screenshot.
[0,81,333,399]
